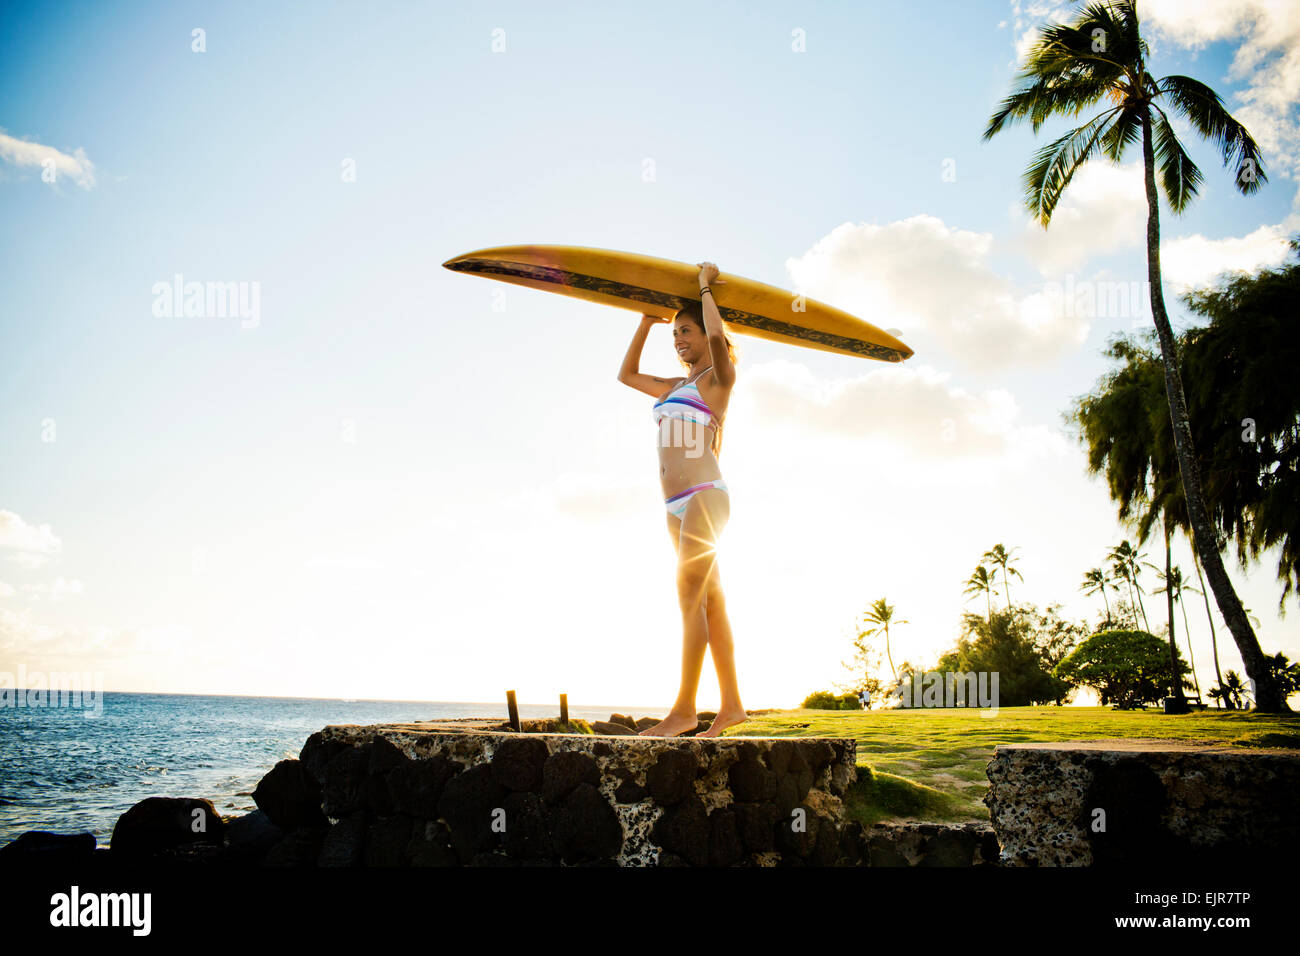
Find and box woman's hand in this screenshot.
[697,261,725,289]
[640,312,670,325]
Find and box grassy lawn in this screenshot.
[723,706,1300,826]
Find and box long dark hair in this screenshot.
[673,301,738,458]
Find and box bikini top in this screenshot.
[652,365,719,429]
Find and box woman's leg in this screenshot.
[697,554,746,737]
[640,488,735,737]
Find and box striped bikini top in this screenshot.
[653,366,718,429]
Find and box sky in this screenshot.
[2,0,1298,710]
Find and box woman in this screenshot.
[616,261,746,738]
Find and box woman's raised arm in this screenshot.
[617,313,680,398]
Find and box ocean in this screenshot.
[0,691,663,848]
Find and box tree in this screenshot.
[964,564,1000,624]
[1054,628,1191,708]
[927,604,1082,707]
[981,544,1023,610]
[1179,241,1300,616]
[838,619,886,704]
[1186,551,1225,702]
[1080,566,1114,627]
[860,598,907,682]
[1152,561,1202,698]
[1108,540,1151,632]
[1072,321,1297,711]
[1264,653,1300,700]
[983,0,1286,711]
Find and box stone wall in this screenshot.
[985,740,1300,866]
[266,720,860,866]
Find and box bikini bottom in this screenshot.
[665,479,728,520]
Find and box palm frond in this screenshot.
[1114,0,1150,60]
[1151,105,1203,214]
[984,73,1115,139]
[1023,106,1122,225]
[1101,103,1142,162]
[1024,24,1127,83]
[1157,74,1268,194]
[1076,0,1145,69]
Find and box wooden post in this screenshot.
[559,693,568,724]
[506,690,520,732]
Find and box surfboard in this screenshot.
[442,244,913,362]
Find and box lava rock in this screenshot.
[252,759,327,829]
[110,797,226,859]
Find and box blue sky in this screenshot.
[3,0,1298,707]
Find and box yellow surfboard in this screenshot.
[442,244,913,362]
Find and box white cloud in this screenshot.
[20,577,84,602]
[1142,0,1300,173]
[0,510,62,568]
[1013,162,1149,274]
[743,358,1069,462]
[1161,223,1296,291]
[0,605,163,660]
[0,130,96,189]
[784,217,1090,371]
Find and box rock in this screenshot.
[224,810,284,863]
[490,737,549,792]
[707,808,743,866]
[501,791,554,861]
[319,743,372,818]
[438,764,507,861]
[548,782,623,863]
[406,820,459,867]
[592,720,638,736]
[614,777,648,804]
[252,759,327,829]
[728,754,777,802]
[773,803,820,859]
[262,826,327,867]
[541,750,600,805]
[651,795,709,866]
[609,713,639,730]
[387,754,460,817]
[364,815,413,866]
[645,748,699,805]
[318,813,368,867]
[732,802,778,854]
[110,797,226,859]
[985,741,1300,867]
[634,717,659,731]
[0,830,97,862]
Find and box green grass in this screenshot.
[723,706,1300,824]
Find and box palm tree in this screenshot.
[1108,540,1151,632]
[1222,670,1248,710]
[1184,548,1224,700]
[861,598,908,683]
[1142,520,1188,706]
[1080,566,1113,625]
[964,565,1000,624]
[1152,552,1202,699]
[981,544,1023,610]
[983,0,1285,711]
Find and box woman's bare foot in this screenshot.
[698,707,747,738]
[638,710,699,737]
